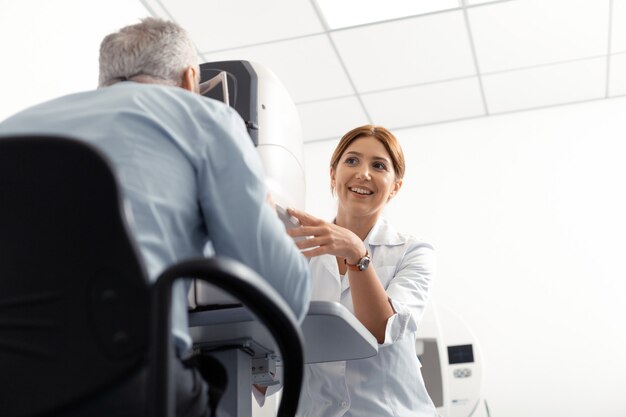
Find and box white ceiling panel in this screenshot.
[202,35,353,103]
[362,77,485,128]
[133,0,620,141]
[151,0,323,52]
[1,0,623,149]
[332,11,476,93]
[608,53,626,97]
[611,0,626,53]
[297,97,369,142]
[466,0,501,4]
[469,0,610,73]
[483,58,606,114]
[315,0,459,29]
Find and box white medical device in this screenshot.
[199,60,305,210]
[416,302,491,417]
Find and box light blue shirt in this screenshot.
[0,82,311,354]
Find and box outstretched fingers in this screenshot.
[287,207,324,227]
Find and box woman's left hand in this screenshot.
[286,208,366,263]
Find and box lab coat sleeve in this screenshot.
[380,239,436,347]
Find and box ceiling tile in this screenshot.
[361,77,485,128]
[469,0,610,73]
[465,0,502,5]
[297,97,369,142]
[331,11,476,92]
[608,53,626,96]
[316,0,459,29]
[152,0,323,51]
[201,35,354,103]
[482,58,606,114]
[611,0,626,53]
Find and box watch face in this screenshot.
[358,256,371,271]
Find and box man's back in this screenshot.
[0,81,310,354]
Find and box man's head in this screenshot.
[98,17,200,93]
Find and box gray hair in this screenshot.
[98,17,199,87]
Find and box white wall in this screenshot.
[303,98,626,417]
[0,0,148,122]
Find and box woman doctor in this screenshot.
[287,125,439,417]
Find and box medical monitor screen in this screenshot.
[447,344,474,364]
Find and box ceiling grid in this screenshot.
[141,0,622,143]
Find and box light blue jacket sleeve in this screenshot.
[193,103,311,322]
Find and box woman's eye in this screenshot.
[345,157,358,165]
[373,162,387,170]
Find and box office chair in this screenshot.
[0,135,304,417]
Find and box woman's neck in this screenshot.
[335,211,379,241]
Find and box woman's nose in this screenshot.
[355,167,371,180]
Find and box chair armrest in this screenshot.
[150,256,305,417]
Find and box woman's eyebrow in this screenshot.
[372,156,390,162]
[345,151,389,162]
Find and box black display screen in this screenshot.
[447,344,474,364]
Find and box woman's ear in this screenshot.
[330,167,336,194]
[388,179,403,200]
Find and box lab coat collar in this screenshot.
[313,217,407,296]
[365,217,407,247]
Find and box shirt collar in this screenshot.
[364,217,407,247]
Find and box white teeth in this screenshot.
[350,187,373,195]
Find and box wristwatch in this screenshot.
[344,251,371,272]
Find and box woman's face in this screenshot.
[331,136,402,220]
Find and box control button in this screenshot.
[453,368,472,378]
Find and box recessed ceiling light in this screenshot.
[315,0,460,29]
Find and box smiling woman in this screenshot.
[286,125,439,417]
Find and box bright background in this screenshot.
[2,1,625,416]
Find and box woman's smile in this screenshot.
[348,185,374,196]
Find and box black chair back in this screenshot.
[0,136,150,416]
[0,135,305,417]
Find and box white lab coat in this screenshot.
[297,217,439,417]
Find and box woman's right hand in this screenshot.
[285,208,366,264]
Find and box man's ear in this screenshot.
[181,66,199,93]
